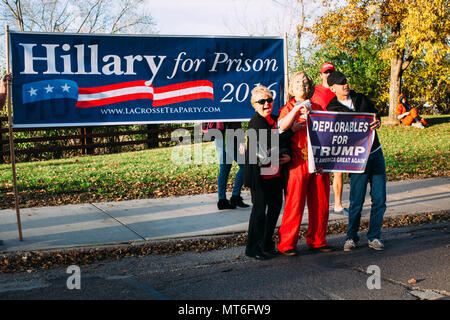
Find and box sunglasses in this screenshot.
[256,97,273,105]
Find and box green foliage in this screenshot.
[292,37,390,113]
[309,0,450,120]
[402,53,450,115]
[380,115,450,179]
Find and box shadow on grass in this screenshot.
[424,115,450,126]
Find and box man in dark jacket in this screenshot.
[326,71,386,252]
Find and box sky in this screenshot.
[145,0,300,37]
[144,0,326,56]
[0,0,324,67]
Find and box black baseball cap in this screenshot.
[327,71,347,86]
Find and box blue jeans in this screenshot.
[215,136,244,200]
[347,148,386,242]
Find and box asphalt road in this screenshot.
[0,222,448,303]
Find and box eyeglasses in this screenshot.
[256,97,273,105]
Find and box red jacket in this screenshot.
[279,98,322,163]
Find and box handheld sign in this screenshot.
[307,110,375,173]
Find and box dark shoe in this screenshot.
[262,249,280,258]
[281,249,298,256]
[230,195,249,208]
[246,252,270,260]
[309,245,335,253]
[217,199,236,210]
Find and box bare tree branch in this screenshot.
[1,0,156,34]
[87,1,102,33]
[296,0,306,57]
[110,1,130,33]
[77,0,103,33]
[2,0,24,30]
[54,1,73,32]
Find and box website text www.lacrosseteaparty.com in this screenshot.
[100,105,221,115]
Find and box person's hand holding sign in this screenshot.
[295,99,311,121]
[279,153,291,165]
[370,118,381,130]
[0,73,12,109]
[288,99,311,131]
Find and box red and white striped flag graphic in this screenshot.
[76,80,214,108]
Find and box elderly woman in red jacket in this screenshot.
[276,71,333,256]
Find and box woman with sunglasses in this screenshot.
[276,71,333,256]
[243,85,295,260]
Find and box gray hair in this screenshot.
[250,85,273,106]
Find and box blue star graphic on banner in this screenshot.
[22,80,78,104]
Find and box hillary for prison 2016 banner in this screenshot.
[307,110,376,173]
[9,31,285,128]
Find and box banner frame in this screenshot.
[9,30,285,128]
[8,29,284,40]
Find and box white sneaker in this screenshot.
[411,122,425,129]
[334,207,349,215]
[368,239,384,251]
[344,239,356,252]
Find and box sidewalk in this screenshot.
[0,177,449,253]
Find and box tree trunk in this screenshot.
[387,55,403,124]
[296,0,305,58]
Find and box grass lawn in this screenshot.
[0,115,449,209]
[380,115,449,180]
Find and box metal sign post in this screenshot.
[5,25,23,241]
[283,32,289,104]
